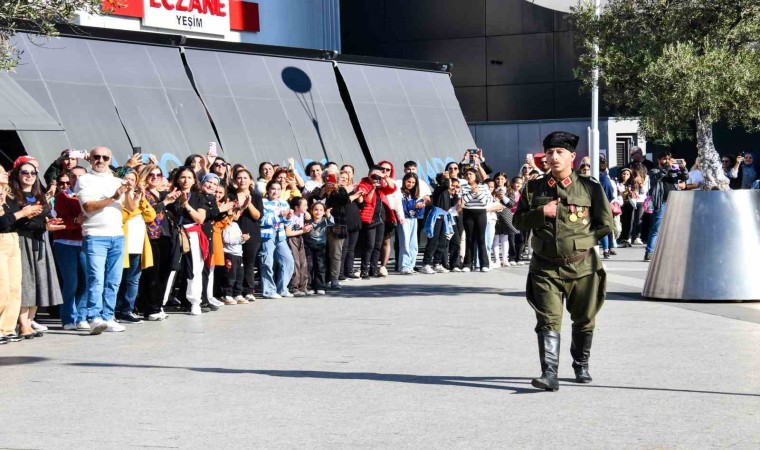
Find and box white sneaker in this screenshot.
[433,265,449,273]
[31,321,48,332]
[189,305,202,315]
[378,266,389,277]
[633,238,644,245]
[235,295,249,304]
[89,318,107,335]
[306,290,316,295]
[264,293,282,299]
[63,323,78,331]
[281,292,294,298]
[245,294,256,301]
[76,321,91,330]
[209,297,224,307]
[104,320,126,332]
[481,266,491,272]
[462,267,471,272]
[147,312,167,321]
[517,261,527,265]
[223,296,237,305]
[509,261,517,266]
[420,265,435,274]
[452,267,462,272]
[316,289,326,295]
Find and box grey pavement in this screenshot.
[2,246,759,449]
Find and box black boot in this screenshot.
[532,330,560,391]
[570,329,593,383]
[360,264,371,279]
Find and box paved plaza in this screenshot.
[2,246,759,449]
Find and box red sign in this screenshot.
[102,0,259,32]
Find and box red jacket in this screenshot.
[356,177,397,225]
[53,191,83,242]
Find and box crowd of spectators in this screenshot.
[0,145,757,343]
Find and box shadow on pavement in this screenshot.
[67,362,760,398]
[0,356,49,366]
[340,284,504,298]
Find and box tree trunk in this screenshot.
[696,111,729,191]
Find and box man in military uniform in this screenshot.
[514,132,614,391]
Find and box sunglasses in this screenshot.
[448,167,459,171]
[58,181,71,185]
[213,162,226,167]
[580,164,591,168]
[381,167,392,172]
[91,154,110,162]
[148,173,163,178]
[20,170,38,176]
[540,160,547,164]
[721,159,730,163]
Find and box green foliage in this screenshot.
[571,0,760,143]
[0,0,110,71]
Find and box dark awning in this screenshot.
[336,63,475,183]
[184,49,367,173]
[0,72,62,131]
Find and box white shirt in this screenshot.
[302,179,323,195]
[688,170,704,189]
[126,214,146,254]
[75,171,124,237]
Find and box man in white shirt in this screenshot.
[76,147,131,335]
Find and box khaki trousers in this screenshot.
[0,233,22,335]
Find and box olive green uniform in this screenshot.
[514,172,614,333]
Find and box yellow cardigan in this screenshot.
[122,199,157,269]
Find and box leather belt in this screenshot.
[534,249,591,266]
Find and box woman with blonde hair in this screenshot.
[115,169,156,323]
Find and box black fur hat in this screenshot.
[543,131,580,152]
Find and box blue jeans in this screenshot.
[54,242,87,326]
[396,218,418,271]
[116,254,142,315]
[259,238,294,296]
[646,203,667,254]
[82,235,125,321]
[599,235,610,251]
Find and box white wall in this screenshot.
[77,0,341,51]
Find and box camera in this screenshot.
[371,174,382,182]
[468,149,478,155]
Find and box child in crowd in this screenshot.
[222,207,250,304]
[303,202,334,295]
[286,197,312,297]
[397,172,423,274]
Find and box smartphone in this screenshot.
[132,146,142,155]
[208,142,218,157]
[68,150,86,159]
[526,153,533,160]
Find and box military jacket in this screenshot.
[514,172,614,279]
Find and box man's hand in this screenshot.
[543,200,558,218]
[414,201,425,209]
[113,183,129,200]
[241,233,250,242]
[302,223,313,233]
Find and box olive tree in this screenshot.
[571,0,760,190]
[0,0,111,71]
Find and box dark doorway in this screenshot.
[0,131,27,170]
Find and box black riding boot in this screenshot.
[360,264,370,280]
[532,330,560,391]
[570,329,593,383]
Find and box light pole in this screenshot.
[589,0,601,179]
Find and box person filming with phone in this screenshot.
[643,151,689,261]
